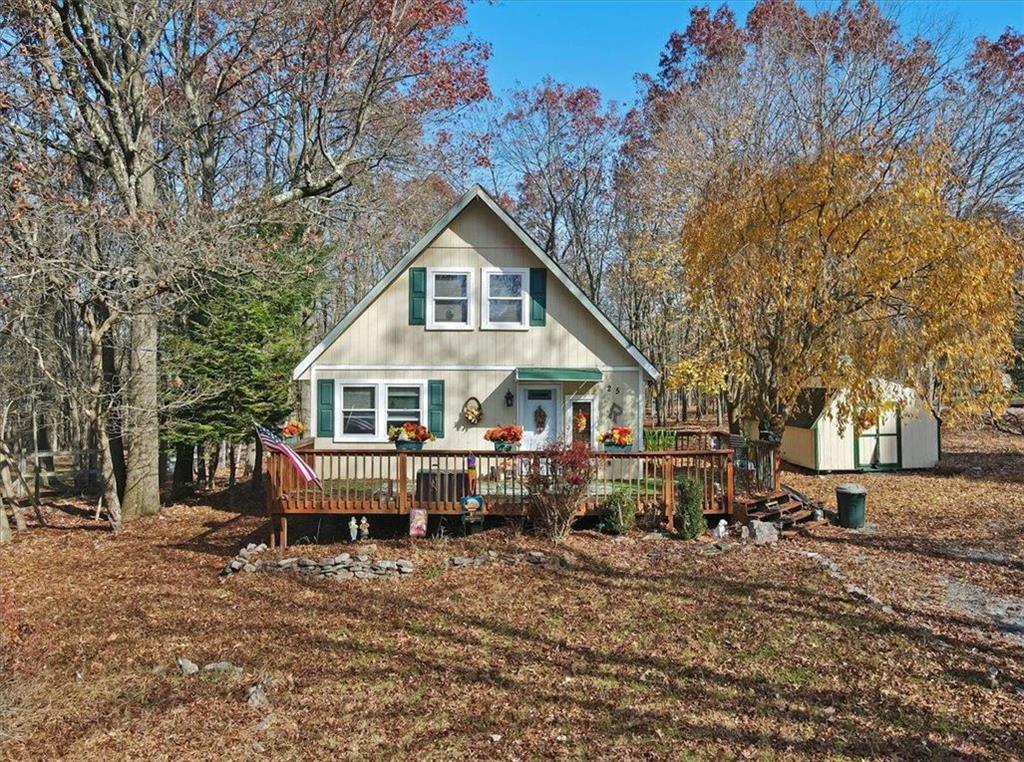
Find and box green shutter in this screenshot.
[427,380,445,437]
[529,268,547,326]
[316,379,334,437]
[409,267,426,325]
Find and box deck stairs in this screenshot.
[736,483,829,537]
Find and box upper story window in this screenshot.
[482,267,529,330]
[427,267,474,330]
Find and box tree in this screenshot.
[1,0,489,520]
[679,142,1020,434]
[485,80,622,301]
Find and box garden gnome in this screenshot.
[348,516,358,542]
[359,516,370,540]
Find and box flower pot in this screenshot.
[395,440,424,452]
[284,435,299,445]
[603,443,631,452]
[493,442,520,453]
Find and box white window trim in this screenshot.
[426,267,475,330]
[334,380,427,443]
[481,267,529,330]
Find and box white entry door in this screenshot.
[518,386,559,451]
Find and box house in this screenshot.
[780,382,940,472]
[292,185,659,452]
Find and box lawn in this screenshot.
[1,427,1022,760]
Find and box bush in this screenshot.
[602,488,635,535]
[674,477,705,539]
[525,440,594,542]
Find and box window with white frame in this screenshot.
[340,385,376,437]
[386,386,422,428]
[427,268,473,329]
[482,267,528,329]
[336,381,426,440]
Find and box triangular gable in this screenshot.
[292,185,659,380]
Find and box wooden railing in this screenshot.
[643,427,728,452]
[730,439,779,495]
[265,448,735,525]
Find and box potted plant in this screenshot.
[388,422,436,451]
[598,425,634,452]
[484,425,524,452]
[280,418,306,444]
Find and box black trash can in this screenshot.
[836,483,866,529]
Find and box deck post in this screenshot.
[397,453,408,514]
[662,457,675,532]
[280,515,288,551]
[726,454,737,520]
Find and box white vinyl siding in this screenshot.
[481,267,528,330]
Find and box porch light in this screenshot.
[505,389,514,407]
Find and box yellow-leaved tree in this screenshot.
[679,142,1022,436]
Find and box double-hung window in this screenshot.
[426,268,473,329]
[335,381,425,441]
[482,267,529,329]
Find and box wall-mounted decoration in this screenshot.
[505,388,515,407]
[533,404,548,433]
[610,402,624,424]
[462,396,484,424]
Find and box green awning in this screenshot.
[516,367,602,382]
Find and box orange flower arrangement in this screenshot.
[483,425,524,444]
[280,418,306,438]
[388,422,436,443]
[597,425,634,446]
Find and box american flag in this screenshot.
[254,422,321,487]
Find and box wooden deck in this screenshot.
[264,445,757,548]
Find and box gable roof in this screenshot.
[292,185,659,380]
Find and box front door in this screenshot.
[519,386,559,451]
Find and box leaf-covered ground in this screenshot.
[1,427,1022,760]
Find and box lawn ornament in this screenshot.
[712,519,728,539]
[359,516,369,540]
[348,516,358,542]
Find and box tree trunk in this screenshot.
[101,329,126,500]
[122,309,161,518]
[196,442,207,484]
[251,436,263,495]
[96,412,123,532]
[173,443,194,493]
[0,501,10,544]
[207,442,220,489]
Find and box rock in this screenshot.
[354,571,371,580]
[558,552,577,567]
[333,553,351,565]
[229,559,245,571]
[377,559,398,570]
[739,525,750,541]
[176,656,199,676]
[297,557,316,568]
[317,557,335,568]
[362,544,378,555]
[204,661,243,678]
[278,557,297,568]
[451,556,471,567]
[243,563,257,573]
[642,531,669,541]
[356,554,370,563]
[336,571,354,580]
[746,520,778,546]
[247,683,268,709]
[527,551,546,564]
[238,548,251,559]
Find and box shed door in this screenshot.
[855,409,900,470]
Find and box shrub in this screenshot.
[525,440,594,542]
[674,477,705,539]
[602,488,636,535]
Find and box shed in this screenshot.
[780,382,940,472]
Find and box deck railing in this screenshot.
[266,448,736,529]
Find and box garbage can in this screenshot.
[836,483,866,529]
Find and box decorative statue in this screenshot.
[359,516,370,540]
[348,516,358,542]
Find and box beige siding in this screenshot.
[899,397,940,469]
[307,368,641,451]
[816,397,857,471]
[781,426,816,469]
[310,198,636,370]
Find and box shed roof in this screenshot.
[787,388,828,428]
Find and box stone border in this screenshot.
[221,542,414,581]
[449,549,572,568]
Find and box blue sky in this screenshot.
[467,0,1024,108]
